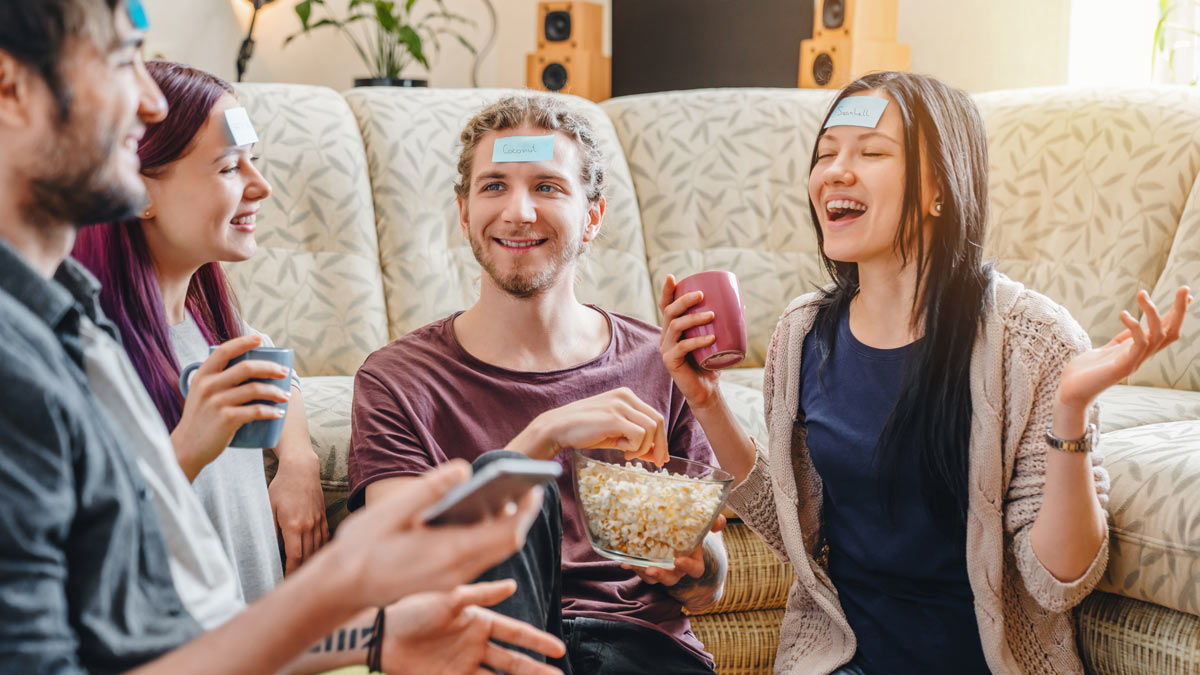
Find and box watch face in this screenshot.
[1047,423,1096,452]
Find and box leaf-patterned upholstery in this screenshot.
[226,83,1199,673]
[975,87,1200,355]
[601,89,836,369]
[227,84,388,378]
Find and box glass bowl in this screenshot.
[572,448,733,569]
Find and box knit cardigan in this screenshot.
[727,274,1110,674]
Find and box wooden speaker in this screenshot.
[798,37,911,89]
[799,0,909,89]
[812,0,900,41]
[527,1,610,102]
[526,50,611,102]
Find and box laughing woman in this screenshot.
[658,72,1191,674]
[72,62,328,609]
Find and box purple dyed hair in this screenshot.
[72,60,243,429]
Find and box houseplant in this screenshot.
[1151,0,1199,84]
[284,0,475,87]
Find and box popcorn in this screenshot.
[576,460,726,561]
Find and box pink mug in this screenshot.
[673,271,748,370]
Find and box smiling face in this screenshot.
[808,91,940,269]
[458,124,604,299]
[17,7,166,228]
[141,93,270,269]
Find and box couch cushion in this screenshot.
[1096,384,1200,433]
[343,88,658,340]
[719,369,769,448]
[1098,420,1200,616]
[1137,162,1200,391]
[602,89,835,368]
[230,84,389,377]
[974,86,1200,351]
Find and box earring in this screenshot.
[142,210,152,219]
[933,202,943,215]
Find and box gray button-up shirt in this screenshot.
[0,238,201,673]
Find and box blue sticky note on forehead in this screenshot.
[126,0,150,30]
[492,135,555,162]
[824,96,889,129]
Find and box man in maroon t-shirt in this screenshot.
[348,94,727,675]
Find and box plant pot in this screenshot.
[353,77,429,88]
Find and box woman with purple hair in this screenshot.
[72,61,327,614]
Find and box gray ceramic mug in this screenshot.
[179,346,293,449]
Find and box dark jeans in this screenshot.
[471,451,569,672]
[471,450,716,675]
[563,617,716,675]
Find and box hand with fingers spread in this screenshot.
[659,275,723,411]
[620,514,728,612]
[332,459,546,607]
[504,387,670,465]
[170,334,294,481]
[382,580,565,675]
[1058,286,1192,413]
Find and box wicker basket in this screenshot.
[690,521,794,615]
[691,609,785,675]
[1077,591,1200,675]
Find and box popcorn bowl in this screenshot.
[572,448,733,569]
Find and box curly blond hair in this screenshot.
[454,94,606,203]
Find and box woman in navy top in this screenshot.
[655,71,1192,673]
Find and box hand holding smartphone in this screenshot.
[422,458,562,526]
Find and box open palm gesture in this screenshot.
[1058,287,1192,410]
[382,579,565,675]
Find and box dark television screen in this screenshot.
[612,0,815,97]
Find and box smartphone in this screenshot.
[422,458,562,526]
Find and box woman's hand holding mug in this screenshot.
[170,334,293,481]
[659,272,747,412]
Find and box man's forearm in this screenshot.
[668,534,727,612]
[278,609,376,675]
[127,545,360,675]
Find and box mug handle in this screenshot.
[179,362,203,397]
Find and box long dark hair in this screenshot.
[808,71,994,538]
[72,61,243,428]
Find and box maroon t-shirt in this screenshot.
[348,307,715,665]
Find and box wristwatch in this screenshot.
[1046,423,1097,453]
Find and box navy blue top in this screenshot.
[0,239,200,673]
[800,306,988,675]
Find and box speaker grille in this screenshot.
[822,0,844,29]
[544,10,572,41]
[812,53,834,86]
[542,62,568,91]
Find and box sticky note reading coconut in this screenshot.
[223,107,259,147]
[492,135,555,162]
[127,0,150,29]
[824,96,889,129]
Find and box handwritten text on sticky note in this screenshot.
[492,135,555,162]
[824,96,890,129]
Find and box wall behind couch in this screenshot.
[143,0,1107,93]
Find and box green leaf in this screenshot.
[425,10,474,25]
[375,1,399,32]
[405,0,417,14]
[295,0,312,29]
[397,25,428,69]
[452,31,476,54]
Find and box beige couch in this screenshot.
[232,83,1200,674]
